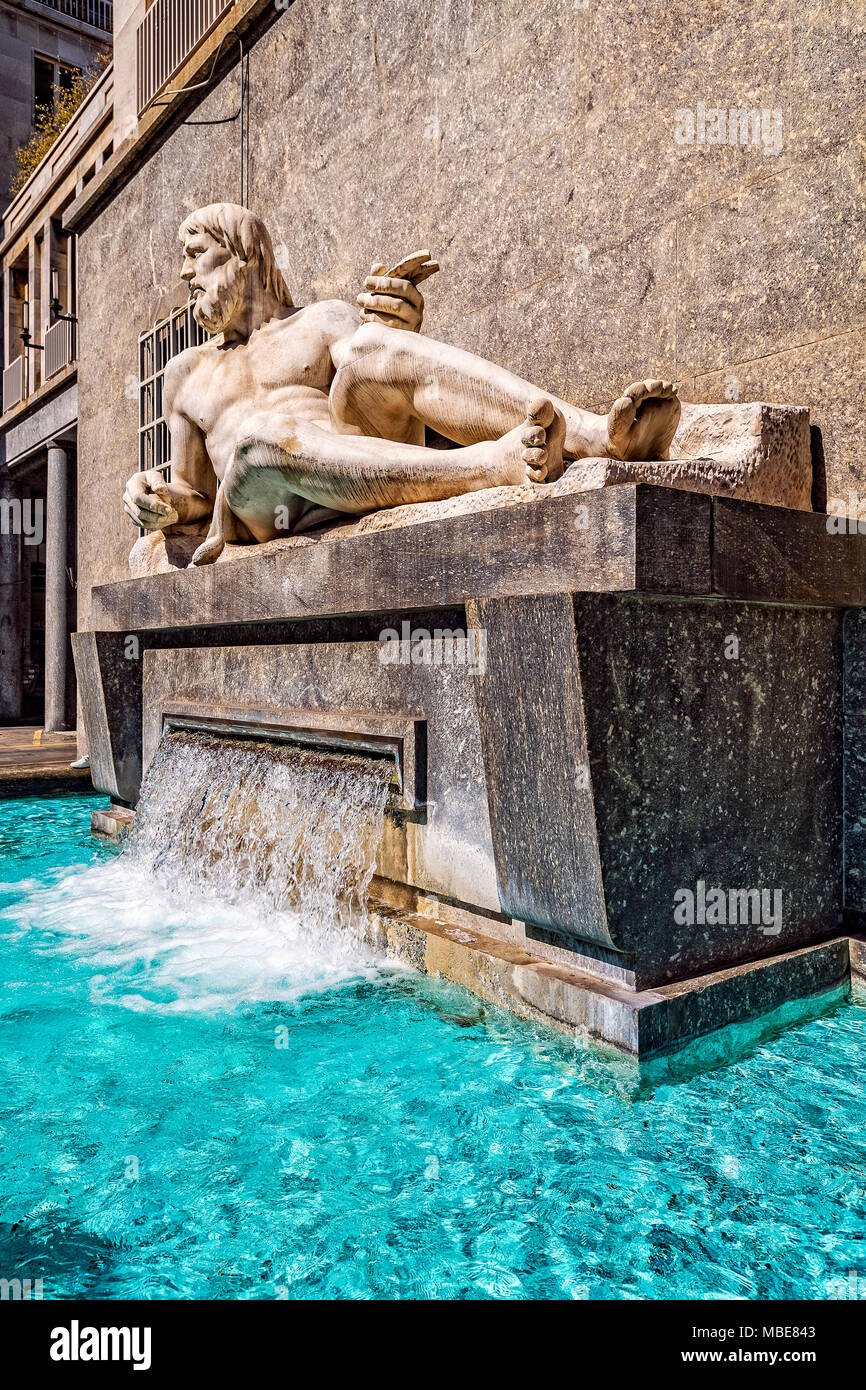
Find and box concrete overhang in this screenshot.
[1,374,77,467]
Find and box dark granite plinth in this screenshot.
[73,487,866,1053]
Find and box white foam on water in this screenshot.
[4,732,400,1014]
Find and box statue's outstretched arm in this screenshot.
[122,359,216,531]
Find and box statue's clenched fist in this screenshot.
[122,469,179,530]
[356,251,439,332]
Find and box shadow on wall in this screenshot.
[811,426,827,514]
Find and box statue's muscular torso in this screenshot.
[164,297,360,483]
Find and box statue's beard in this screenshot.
[191,264,245,333]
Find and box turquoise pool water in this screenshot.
[1,792,865,1301]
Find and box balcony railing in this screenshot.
[44,318,78,380]
[137,0,234,115]
[32,0,113,33]
[2,357,26,414]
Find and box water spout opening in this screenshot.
[155,702,427,816]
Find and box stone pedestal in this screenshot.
[73,485,866,1056]
[91,805,135,841]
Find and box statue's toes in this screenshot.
[607,393,638,451]
[523,446,549,482]
[527,396,555,430]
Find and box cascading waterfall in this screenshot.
[126,730,392,942]
[5,729,397,1016]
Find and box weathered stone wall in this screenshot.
[76,0,865,629]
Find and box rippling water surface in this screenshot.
[0,792,864,1300]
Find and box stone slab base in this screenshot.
[91,805,135,841]
[0,766,93,798]
[849,935,866,980]
[368,898,851,1059]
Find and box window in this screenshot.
[138,303,209,487]
[58,63,78,94]
[33,56,82,121]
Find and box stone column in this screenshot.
[0,473,23,721]
[27,235,40,394]
[40,217,53,341]
[66,233,76,317]
[44,443,69,732]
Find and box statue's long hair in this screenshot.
[179,203,293,306]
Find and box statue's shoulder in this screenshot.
[165,339,211,379]
[168,338,209,369]
[163,340,211,404]
[263,299,357,353]
[296,297,359,335]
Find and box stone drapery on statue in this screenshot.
[123,203,811,572]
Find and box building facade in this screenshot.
[0,41,112,727]
[63,0,865,652]
[0,0,858,728]
[0,0,111,211]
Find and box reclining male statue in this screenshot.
[123,202,685,565]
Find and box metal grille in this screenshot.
[137,0,234,115]
[32,0,113,32]
[2,356,25,414]
[44,318,77,380]
[138,302,209,483]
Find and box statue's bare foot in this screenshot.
[606,380,681,462]
[496,397,565,485]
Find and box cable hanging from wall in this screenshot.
[145,31,250,207]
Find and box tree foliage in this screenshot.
[10,53,110,197]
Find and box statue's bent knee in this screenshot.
[342,320,415,376]
[331,324,414,432]
[347,319,398,357]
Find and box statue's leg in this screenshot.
[188,464,346,568]
[330,321,680,463]
[188,401,563,566]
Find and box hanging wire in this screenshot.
[145,31,248,206]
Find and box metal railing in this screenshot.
[44,318,77,379]
[32,0,113,33]
[2,357,26,414]
[137,0,234,115]
[138,301,209,480]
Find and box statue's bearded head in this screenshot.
[178,203,292,334]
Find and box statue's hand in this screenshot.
[357,251,439,332]
[122,469,179,530]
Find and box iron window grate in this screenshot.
[136,302,209,531]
